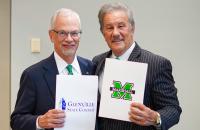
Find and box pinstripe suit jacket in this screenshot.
[92,43,182,130]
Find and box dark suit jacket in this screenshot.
[92,43,182,130]
[10,53,96,130]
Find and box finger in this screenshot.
[47,109,66,119]
[129,111,143,121]
[42,118,65,128]
[52,123,65,128]
[129,116,147,126]
[131,102,145,111]
[142,107,153,119]
[46,122,65,128]
[49,118,65,124]
[130,103,153,119]
[136,107,155,123]
[129,116,146,126]
[49,109,65,114]
[51,112,66,119]
[129,112,153,126]
[129,107,153,125]
[130,106,145,118]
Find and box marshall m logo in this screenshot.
[110,80,135,101]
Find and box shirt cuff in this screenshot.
[36,116,44,130]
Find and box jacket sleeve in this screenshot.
[152,59,182,130]
[10,70,38,130]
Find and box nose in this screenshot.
[112,27,121,40]
[64,33,73,42]
[112,27,120,36]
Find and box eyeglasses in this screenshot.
[52,30,82,39]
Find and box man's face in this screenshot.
[49,15,81,59]
[102,10,134,56]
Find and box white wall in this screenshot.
[11,0,200,130]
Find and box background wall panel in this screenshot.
[0,0,10,130]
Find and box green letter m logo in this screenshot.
[110,81,135,101]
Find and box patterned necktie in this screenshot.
[66,64,73,75]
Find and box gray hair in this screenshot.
[49,8,81,30]
[98,2,135,31]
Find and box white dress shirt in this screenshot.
[98,42,135,93]
[36,51,82,129]
[54,51,82,75]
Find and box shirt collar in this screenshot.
[111,42,135,60]
[54,51,81,74]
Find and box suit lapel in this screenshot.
[77,56,90,75]
[95,43,141,75]
[43,54,59,100]
[128,42,141,61]
[95,51,112,76]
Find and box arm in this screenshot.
[10,70,65,130]
[129,59,182,130]
[10,70,38,130]
[152,59,182,130]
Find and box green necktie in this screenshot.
[66,64,73,75]
[115,57,120,60]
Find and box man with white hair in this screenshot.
[11,8,96,130]
[93,2,182,130]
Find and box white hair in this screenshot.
[49,8,81,30]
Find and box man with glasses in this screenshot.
[11,8,95,130]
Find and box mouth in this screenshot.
[62,43,76,49]
[62,43,76,46]
[112,39,123,44]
